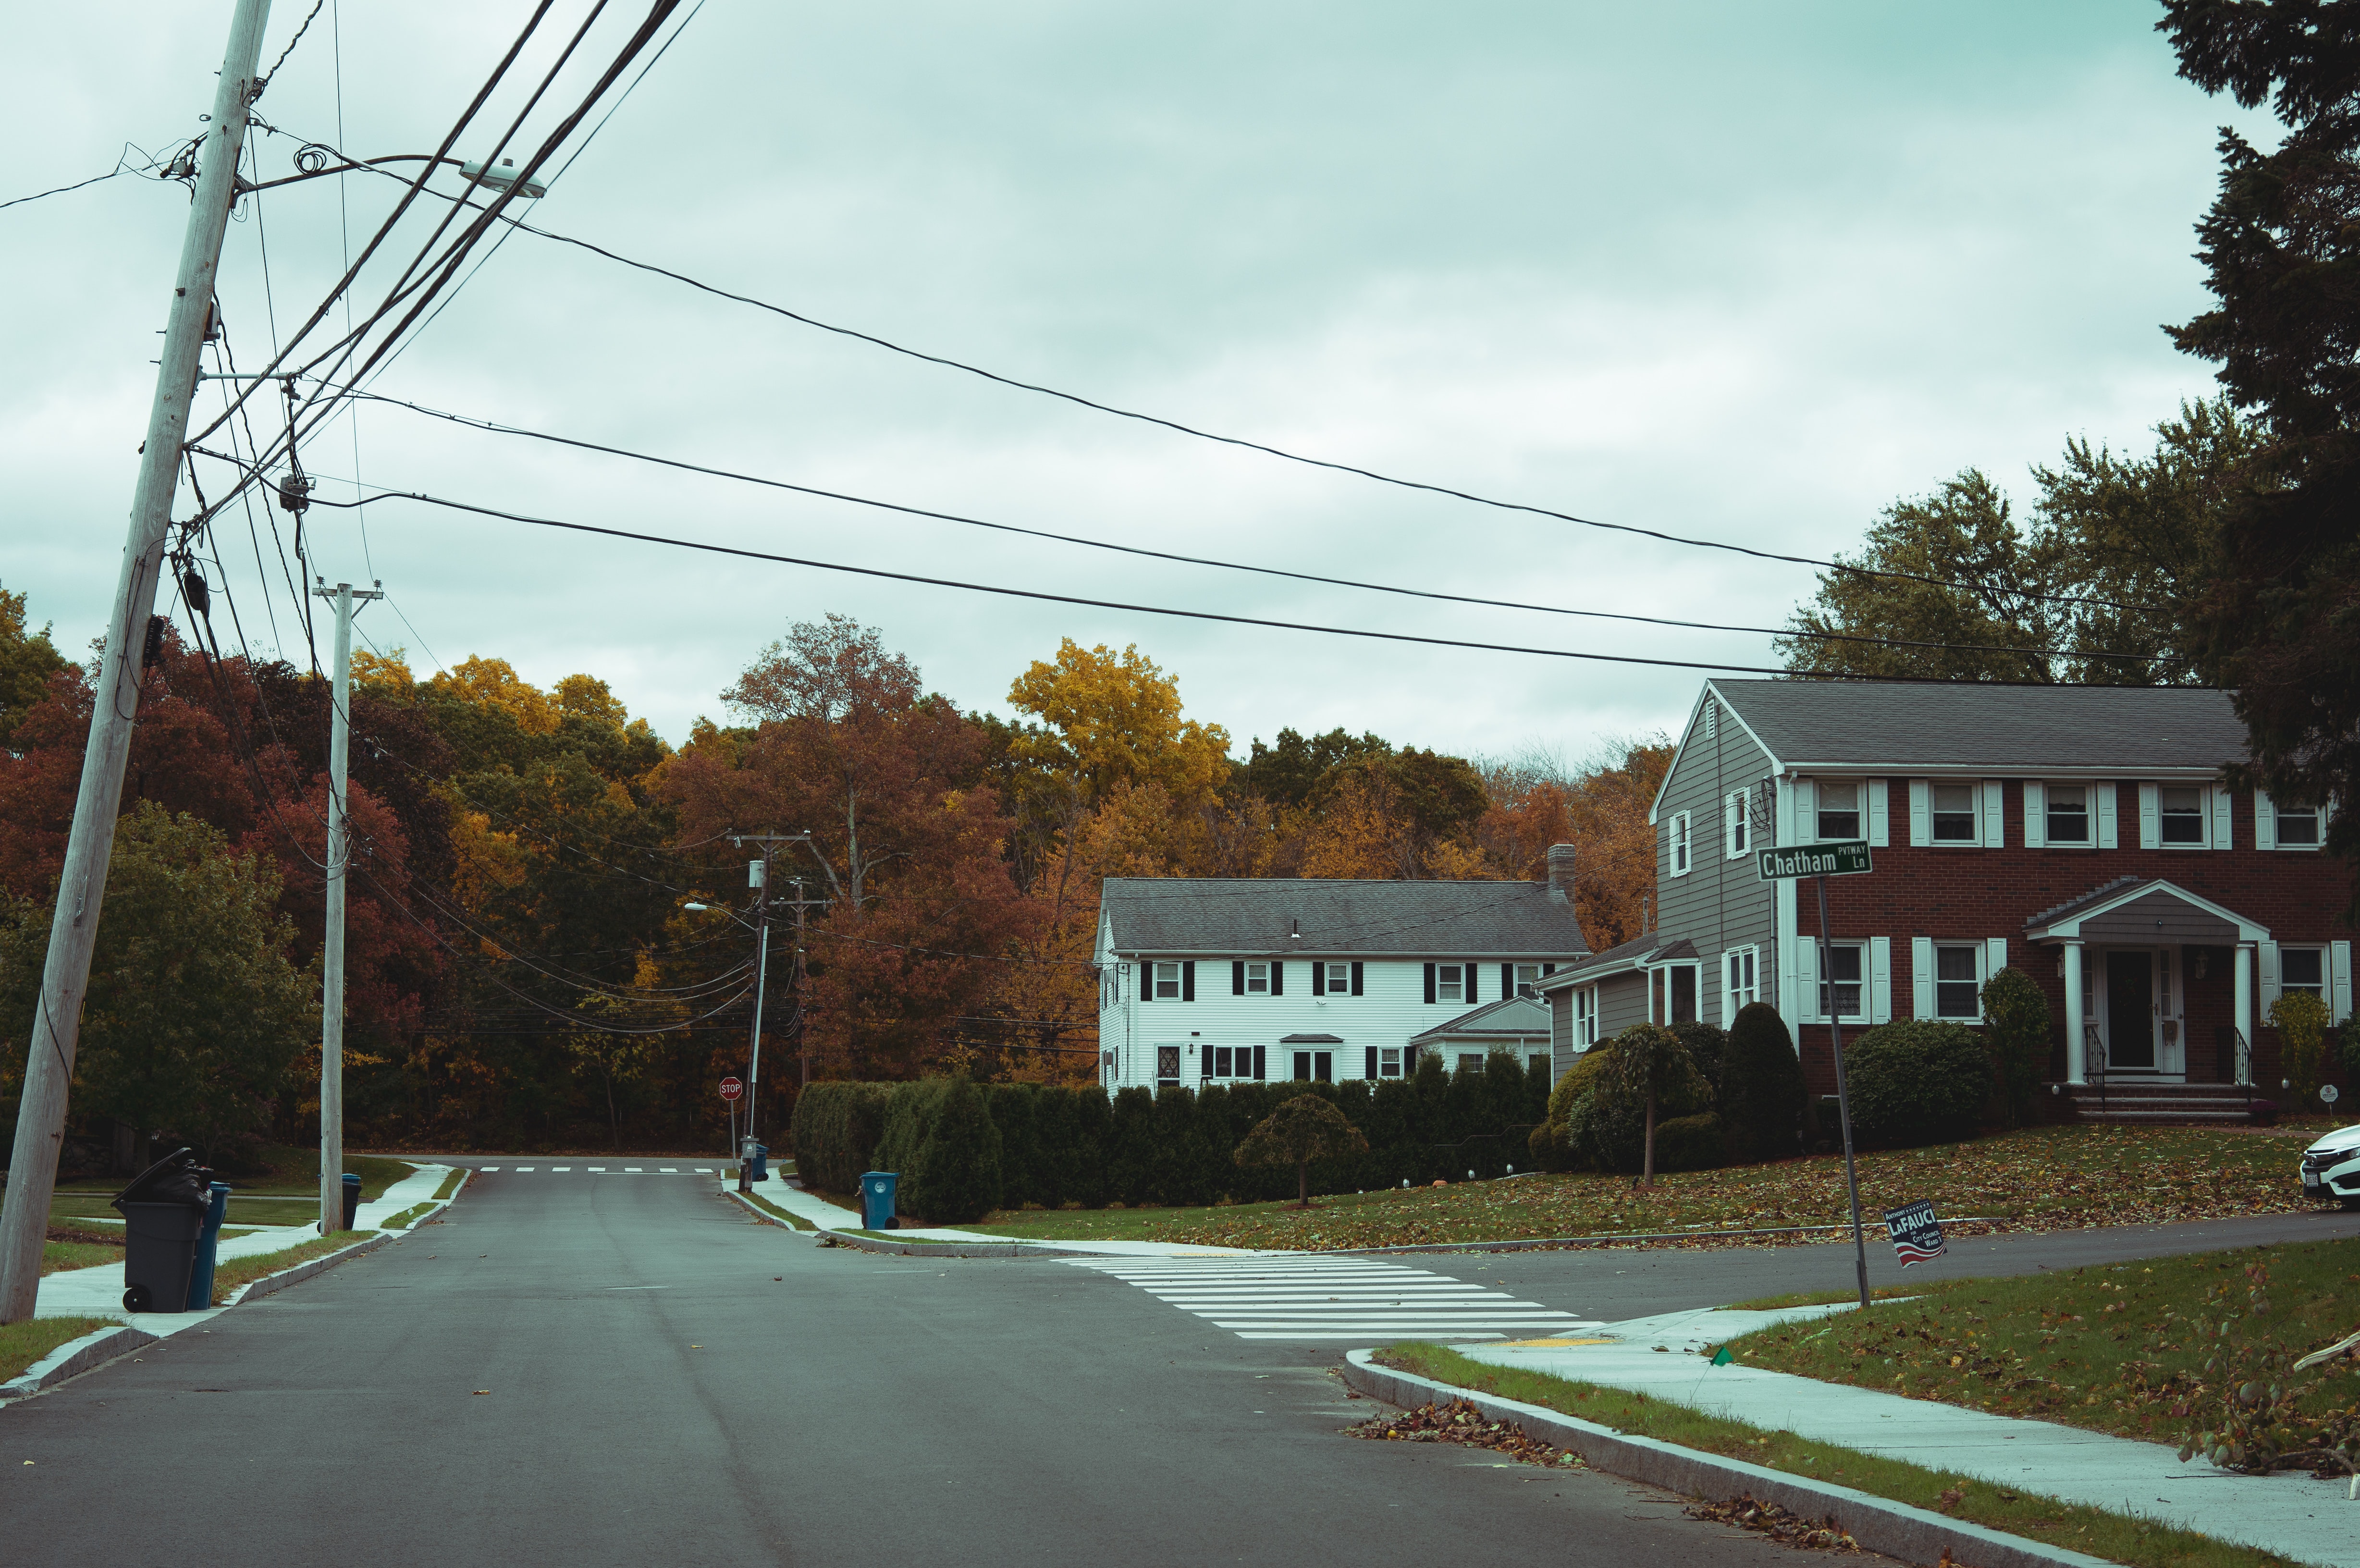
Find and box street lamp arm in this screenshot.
[244,152,465,194]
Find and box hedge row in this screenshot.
[789,1051,1551,1223]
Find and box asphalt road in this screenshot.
[1,1169,1858,1568]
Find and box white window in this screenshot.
[1512,962,1544,996]
[2283,947,2326,1001]
[1243,961,1269,995]
[2044,784,2090,845]
[2160,785,2206,845]
[1437,964,1464,1004]
[1819,942,1867,1021]
[1723,945,1758,1018]
[1649,964,1700,1025]
[1669,811,1692,876]
[1930,783,1978,843]
[1725,790,1751,857]
[1324,961,1350,994]
[1454,1053,1484,1076]
[1374,1046,1404,1079]
[1934,944,1982,1019]
[1817,780,1860,841]
[2276,801,2323,849]
[1211,1045,1266,1079]
[1573,988,1598,1049]
[1153,962,1182,999]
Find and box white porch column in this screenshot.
[2062,940,2086,1084]
[2234,943,2254,1085]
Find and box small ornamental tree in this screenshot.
[2269,990,2332,1109]
[1719,1002,1807,1163]
[1234,1093,1370,1209]
[1603,1022,1709,1187]
[1979,966,2050,1126]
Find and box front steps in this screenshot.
[2053,1078,2270,1126]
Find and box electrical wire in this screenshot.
[344,386,2161,668]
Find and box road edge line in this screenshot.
[1337,1349,2120,1568]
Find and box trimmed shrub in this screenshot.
[1650,1112,1728,1174]
[985,1084,1044,1208]
[1104,1087,1158,1205]
[787,1082,895,1194]
[1842,1020,1992,1147]
[1235,1093,1369,1207]
[872,1078,1003,1224]
[1719,1002,1806,1163]
[1671,1021,1728,1097]
[1529,1049,1612,1171]
[2270,989,2333,1107]
[1979,967,2049,1125]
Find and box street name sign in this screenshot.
[1757,841,1872,881]
[719,1077,744,1102]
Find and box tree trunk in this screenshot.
[1298,1158,1310,1208]
[1642,1082,1657,1187]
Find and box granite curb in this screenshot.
[227,1229,392,1305]
[1339,1349,2123,1568]
[812,1226,1089,1259]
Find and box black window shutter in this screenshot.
[1253,1045,1266,1079]
[1312,963,1326,997]
[1141,963,1152,1003]
[1271,961,1283,996]
[1181,961,1195,1002]
[1502,962,1514,999]
[1365,1046,1378,1079]
[1350,961,1364,995]
[1423,963,1437,1004]
[1465,963,1479,1004]
[1543,962,1556,975]
[1231,960,1244,996]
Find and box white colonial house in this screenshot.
[1092,848,1589,1092]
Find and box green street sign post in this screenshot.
[1759,837,1875,1308]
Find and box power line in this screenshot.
[255,0,328,95]
[244,477,2112,685]
[346,386,2160,668]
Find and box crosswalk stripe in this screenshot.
[1068,1255,1603,1343]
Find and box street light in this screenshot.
[686,897,769,1190]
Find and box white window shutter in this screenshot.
[1980,780,2004,847]
[2259,941,2280,1011]
[2211,784,2233,849]
[2097,783,2119,848]
[1870,937,1893,1024]
[2022,782,2046,849]
[2332,941,2354,1025]
[1908,779,1930,846]
[1868,779,1890,847]
[1911,936,1934,1019]
[2138,783,2160,849]
[1795,778,1816,841]
[1797,935,1820,1021]
[2255,789,2277,851]
[1986,936,2008,984]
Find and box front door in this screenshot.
[2104,951,2155,1070]
[1156,1045,1181,1087]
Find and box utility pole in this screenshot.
[0,0,275,1325]
[726,832,820,1192]
[314,578,381,1234]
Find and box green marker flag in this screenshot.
[1711,1347,1734,1367]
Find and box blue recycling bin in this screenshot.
[750,1143,769,1181]
[860,1171,899,1230]
[342,1172,362,1231]
[184,1182,230,1310]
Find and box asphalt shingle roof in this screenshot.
[1099,878,1590,957]
[1409,994,1552,1045]
[1713,680,2249,772]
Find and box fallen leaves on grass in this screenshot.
[1344,1399,1584,1468]
[43,1226,122,1247]
[1684,1494,1861,1552]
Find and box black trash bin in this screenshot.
[111,1148,213,1314]
[341,1172,361,1231]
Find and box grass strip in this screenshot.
[431,1167,467,1201]
[379,1203,433,1231]
[1722,1287,1918,1311]
[1,1317,114,1384]
[739,1192,813,1231]
[40,1238,123,1275]
[1377,1342,2305,1568]
[970,1124,2322,1251]
[1727,1237,2360,1444]
[209,1234,375,1306]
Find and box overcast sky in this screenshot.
[0,2,2278,769]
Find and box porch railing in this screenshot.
[2084,1023,2108,1119]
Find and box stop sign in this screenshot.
[719,1076,743,1102]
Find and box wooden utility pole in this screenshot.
[0,0,275,1324]
[314,579,381,1233]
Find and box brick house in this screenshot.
[1534,680,2353,1114]
[1093,864,1587,1093]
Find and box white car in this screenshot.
[2300,1123,2360,1211]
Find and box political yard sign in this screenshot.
[1882,1200,1946,1266]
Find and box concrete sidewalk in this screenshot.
[1456,1305,2357,1568]
[742,1172,1252,1256]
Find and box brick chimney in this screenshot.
[1545,843,1576,905]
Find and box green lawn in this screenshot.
[966,1125,2323,1251]
[40,1228,124,1275]
[1727,1237,2360,1445]
[739,1192,813,1230]
[2,1316,113,1383]
[208,1234,376,1306]
[1378,1342,2298,1568]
